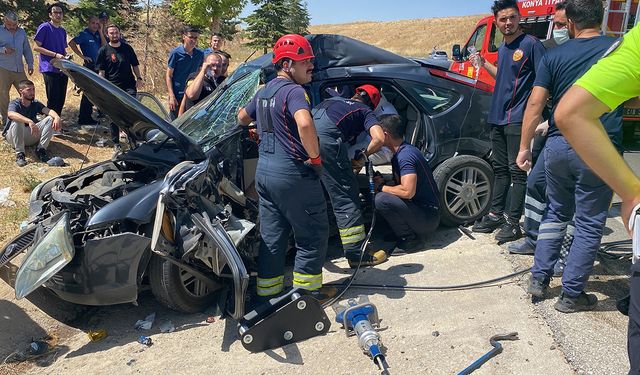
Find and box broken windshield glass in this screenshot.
[170,69,261,153]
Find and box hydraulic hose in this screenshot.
[327,267,531,292]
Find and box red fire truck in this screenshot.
[449,0,640,131]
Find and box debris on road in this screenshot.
[134,313,156,330]
[159,321,175,333]
[137,336,153,346]
[87,329,108,342]
[0,187,16,207]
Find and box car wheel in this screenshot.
[149,255,219,313]
[433,155,493,226]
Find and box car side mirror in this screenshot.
[452,44,462,61]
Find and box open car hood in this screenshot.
[54,59,205,160]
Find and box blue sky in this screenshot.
[240,1,491,25]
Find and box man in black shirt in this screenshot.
[95,24,143,155]
[5,79,61,166]
[179,53,221,115]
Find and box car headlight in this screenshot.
[15,212,74,299]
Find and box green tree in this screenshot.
[66,0,141,37]
[283,0,309,35]
[244,0,289,54]
[169,0,245,39]
[0,0,55,34]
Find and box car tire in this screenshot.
[148,255,218,313]
[433,155,493,226]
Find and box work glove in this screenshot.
[351,148,367,174]
[305,155,323,176]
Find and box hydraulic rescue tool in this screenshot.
[457,332,519,375]
[333,295,390,375]
[238,289,331,352]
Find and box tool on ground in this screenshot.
[238,288,331,352]
[458,332,519,375]
[333,295,390,375]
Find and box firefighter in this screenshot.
[312,84,386,267]
[237,34,334,302]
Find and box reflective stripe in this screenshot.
[341,231,366,245]
[539,222,568,231]
[524,208,543,222]
[257,275,284,287]
[538,232,565,240]
[257,275,284,296]
[339,224,366,245]
[257,284,283,296]
[339,225,365,236]
[292,272,322,291]
[525,195,546,211]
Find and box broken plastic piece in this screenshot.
[134,312,156,330]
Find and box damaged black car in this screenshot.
[0,34,492,318]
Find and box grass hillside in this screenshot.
[309,15,484,57]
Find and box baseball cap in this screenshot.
[99,11,109,19]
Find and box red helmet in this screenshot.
[272,34,315,63]
[355,84,381,109]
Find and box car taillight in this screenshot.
[429,68,494,93]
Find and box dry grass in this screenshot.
[310,15,485,57]
[0,15,479,247]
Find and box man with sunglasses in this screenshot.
[312,84,386,267]
[166,26,203,119]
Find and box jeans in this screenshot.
[489,124,527,222]
[375,192,440,240]
[531,137,612,297]
[42,72,68,115]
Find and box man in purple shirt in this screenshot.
[33,3,69,117]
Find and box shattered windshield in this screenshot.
[170,68,261,152]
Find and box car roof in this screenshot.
[245,34,420,73]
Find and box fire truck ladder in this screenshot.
[602,0,640,36]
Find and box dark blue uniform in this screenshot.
[488,33,546,223]
[244,77,328,297]
[531,36,623,298]
[375,142,440,241]
[73,28,102,124]
[312,97,378,261]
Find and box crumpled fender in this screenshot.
[87,179,164,229]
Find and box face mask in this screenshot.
[553,28,570,45]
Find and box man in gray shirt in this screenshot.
[0,11,33,128]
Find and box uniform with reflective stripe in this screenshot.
[312,97,370,261]
[244,77,329,298]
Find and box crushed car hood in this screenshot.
[54,59,205,160]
